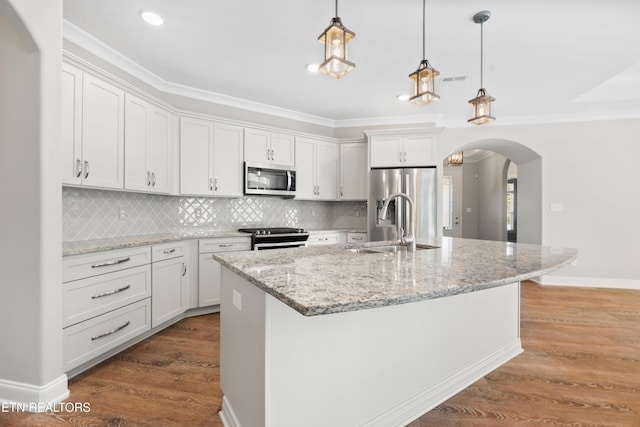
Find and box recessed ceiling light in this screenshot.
[396,94,411,101]
[306,64,319,73]
[140,10,164,26]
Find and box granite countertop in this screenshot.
[62,230,247,256]
[213,237,578,317]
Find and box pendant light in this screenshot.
[409,0,439,105]
[468,10,495,125]
[447,151,464,166]
[318,0,355,79]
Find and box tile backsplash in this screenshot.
[63,188,367,242]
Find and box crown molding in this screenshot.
[63,20,335,129]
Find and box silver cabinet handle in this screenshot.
[340,187,344,197]
[352,236,363,241]
[214,178,218,191]
[163,248,176,254]
[266,148,270,161]
[218,243,233,248]
[151,172,156,187]
[147,171,151,186]
[182,262,187,277]
[75,159,82,178]
[209,177,214,191]
[91,256,131,268]
[270,149,274,161]
[91,284,131,299]
[91,320,131,341]
[84,160,90,179]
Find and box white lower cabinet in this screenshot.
[63,298,151,373]
[199,237,251,307]
[151,242,188,328]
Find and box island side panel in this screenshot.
[264,283,523,427]
[220,268,267,427]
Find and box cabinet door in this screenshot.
[124,94,150,192]
[151,257,185,327]
[294,137,316,199]
[339,143,367,200]
[147,107,172,193]
[244,128,270,163]
[270,132,295,166]
[81,73,125,189]
[315,141,338,200]
[61,63,83,186]
[369,135,403,167]
[213,123,243,197]
[199,253,221,307]
[180,117,213,196]
[403,134,434,166]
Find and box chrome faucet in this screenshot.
[378,193,416,252]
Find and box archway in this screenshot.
[442,139,542,244]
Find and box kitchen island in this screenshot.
[214,238,577,427]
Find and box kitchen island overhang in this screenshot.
[214,238,577,427]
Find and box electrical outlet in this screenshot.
[118,207,126,220]
[311,210,316,216]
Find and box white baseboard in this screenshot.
[0,374,69,412]
[219,396,241,427]
[537,275,640,290]
[361,340,523,427]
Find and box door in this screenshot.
[507,179,517,242]
[61,63,83,185]
[339,143,367,200]
[270,132,295,166]
[368,168,402,242]
[244,128,270,163]
[180,117,213,196]
[199,253,221,306]
[151,257,185,327]
[443,167,462,238]
[147,107,171,193]
[315,141,338,200]
[82,73,125,189]
[213,123,243,197]
[405,167,438,242]
[294,137,316,199]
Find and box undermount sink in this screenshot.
[346,244,437,254]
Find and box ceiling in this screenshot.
[62,0,640,128]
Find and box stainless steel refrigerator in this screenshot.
[368,167,437,243]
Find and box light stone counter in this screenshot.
[62,230,247,256]
[213,237,577,316]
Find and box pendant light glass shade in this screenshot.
[468,88,495,125]
[447,151,464,166]
[469,11,495,125]
[409,0,439,105]
[318,5,355,79]
[409,60,440,105]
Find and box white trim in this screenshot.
[219,396,241,427]
[0,375,69,412]
[536,275,640,290]
[361,341,523,427]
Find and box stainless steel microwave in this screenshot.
[244,162,296,197]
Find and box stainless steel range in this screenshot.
[238,227,309,250]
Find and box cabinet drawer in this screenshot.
[63,264,151,328]
[152,241,187,262]
[307,232,344,246]
[347,232,368,244]
[63,246,151,283]
[63,298,151,372]
[200,237,250,253]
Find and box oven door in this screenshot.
[245,162,296,197]
[254,241,308,251]
[252,232,309,250]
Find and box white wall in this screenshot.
[0,0,67,406]
[437,119,640,287]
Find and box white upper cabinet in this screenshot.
[62,63,125,189]
[180,117,214,196]
[339,142,367,200]
[369,131,438,168]
[295,137,338,200]
[124,94,172,194]
[179,117,244,197]
[244,127,295,167]
[212,123,244,197]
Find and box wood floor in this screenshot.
[2,281,639,426]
